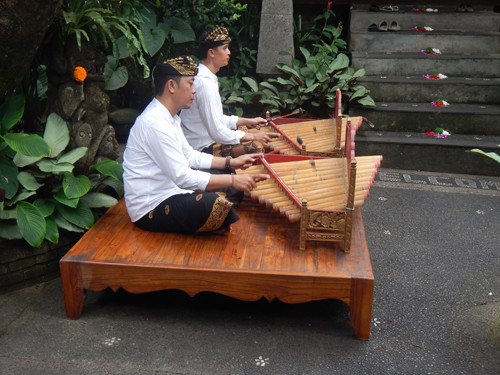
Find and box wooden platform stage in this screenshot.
[60,198,374,339]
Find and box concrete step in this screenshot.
[352,4,495,13]
[350,9,500,32]
[359,76,500,104]
[349,102,500,135]
[355,131,500,176]
[350,30,500,53]
[351,52,500,77]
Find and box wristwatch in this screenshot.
[225,156,232,170]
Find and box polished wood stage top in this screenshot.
[61,198,374,339]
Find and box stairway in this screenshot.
[348,4,500,176]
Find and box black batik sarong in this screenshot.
[134,192,239,234]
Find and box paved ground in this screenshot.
[1,168,499,375]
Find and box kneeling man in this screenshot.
[123,56,268,234]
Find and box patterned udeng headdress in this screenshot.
[199,26,232,50]
[154,56,198,77]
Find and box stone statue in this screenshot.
[46,38,119,168]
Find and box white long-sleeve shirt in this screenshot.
[180,64,245,151]
[123,98,213,222]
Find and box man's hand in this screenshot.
[231,153,264,170]
[252,131,280,146]
[246,117,268,130]
[232,173,270,193]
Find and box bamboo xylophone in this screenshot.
[251,89,363,157]
[239,153,382,253]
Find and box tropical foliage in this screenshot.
[0,89,123,247]
[219,4,374,118]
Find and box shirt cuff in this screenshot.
[199,153,213,170]
[229,115,239,129]
[234,129,246,142]
[193,170,211,191]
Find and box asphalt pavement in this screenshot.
[1,168,499,375]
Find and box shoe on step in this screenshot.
[377,21,388,31]
[388,21,400,31]
[368,23,378,32]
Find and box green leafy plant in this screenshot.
[0,89,123,247]
[60,0,151,78]
[261,48,374,117]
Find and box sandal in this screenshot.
[381,5,399,12]
[465,4,474,12]
[456,4,466,12]
[369,4,380,12]
[377,21,388,31]
[368,23,378,32]
[388,21,400,31]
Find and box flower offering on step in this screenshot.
[423,128,451,138]
[419,47,441,54]
[430,99,450,108]
[413,25,434,31]
[422,73,448,79]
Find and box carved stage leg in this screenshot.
[60,261,87,319]
[348,278,374,340]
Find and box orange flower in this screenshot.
[74,66,87,82]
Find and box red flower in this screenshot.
[424,131,435,137]
[327,2,332,10]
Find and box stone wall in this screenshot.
[0,234,82,288]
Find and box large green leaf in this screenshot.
[139,7,157,30]
[0,208,17,219]
[57,147,88,164]
[53,189,79,208]
[115,35,137,59]
[80,192,118,208]
[63,172,91,199]
[37,159,74,173]
[0,223,22,240]
[299,47,311,60]
[55,200,94,229]
[51,210,85,233]
[352,68,366,80]
[0,89,25,132]
[13,153,42,168]
[44,216,59,244]
[350,87,367,100]
[142,26,166,56]
[242,77,259,93]
[328,54,349,72]
[44,113,69,158]
[3,134,50,157]
[466,149,500,164]
[276,64,301,79]
[17,171,44,191]
[356,96,376,107]
[101,176,124,198]
[16,201,46,247]
[104,55,129,90]
[159,17,195,44]
[93,160,124,182]
[33,198,55,217]
[0,156,19,199]
[10,188,36,205]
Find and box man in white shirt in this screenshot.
[123,56,269,235]
[180,27,279,158]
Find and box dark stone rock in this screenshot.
[109,108,141,125]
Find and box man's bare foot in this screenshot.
[214,225,232,236]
